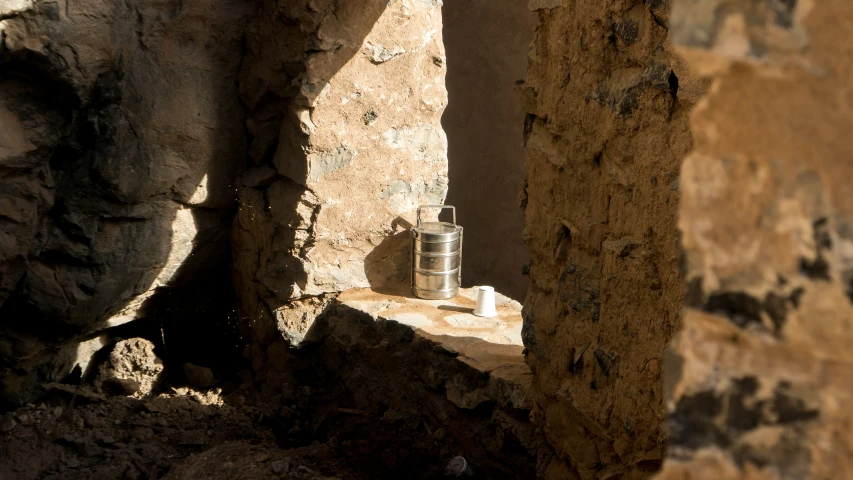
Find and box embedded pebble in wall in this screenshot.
[368,44,406,64]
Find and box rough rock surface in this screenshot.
[0,0,248,405]
[232,0,449,367]
[164,442,341,480]
[656,0,853,478]
[518,0,704,477]
[94,338,164,398]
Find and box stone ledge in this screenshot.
[333,287,530,410]
[338,287,523,345]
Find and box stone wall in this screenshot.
[518,1,703,477]
[0,0,451,403]
[657,0,853,478]
[442,0,535,301]
[232,0,449,372]
[0,0,248,405]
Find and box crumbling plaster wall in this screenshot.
[518,0,703,478]
[656,0,853,478]
[232,0,449,375]
[442,0,536,301]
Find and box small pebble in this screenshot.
[446,456,471,477]
[271,459,290,475]
[114,419,122,425]
[433,428,447,441]
[0,414,16,432]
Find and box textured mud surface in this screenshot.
[519,1,704,478]
[292,287,550,478]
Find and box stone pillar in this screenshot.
[518,0,703,477]
[234,0,448,372]
[658,0,853,478]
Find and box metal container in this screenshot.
[411,205,463,300]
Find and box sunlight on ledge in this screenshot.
[337,287,523,346]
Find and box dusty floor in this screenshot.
[0,353,473,480]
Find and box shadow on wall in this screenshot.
[441,0,536,302]
[0,0,249,406]
[364,216,415,297]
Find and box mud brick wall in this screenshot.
[657,0,853,478]
[518,1,703,477]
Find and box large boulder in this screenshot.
[0,0,249,405]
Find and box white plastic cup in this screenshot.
[473,286,497,317]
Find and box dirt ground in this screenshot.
[0,340,474,480]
